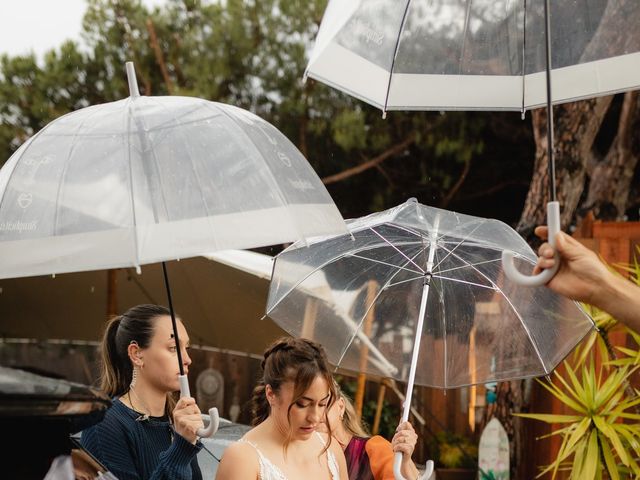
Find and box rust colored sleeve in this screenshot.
[365,435,395,480]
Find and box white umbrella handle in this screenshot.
[179,375,219,438]
[502,201,560,287]
[394,454,434,480]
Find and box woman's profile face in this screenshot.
[138,315,192,393]
[269,374,331,441]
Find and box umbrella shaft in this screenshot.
[401,279,430,423]
[162,262,185,376]
[543,0,557,202]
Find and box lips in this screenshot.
[300,425,316,433]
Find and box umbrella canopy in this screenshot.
[0,63,346,280]
[266,198,594,389]
[306,0,640,113]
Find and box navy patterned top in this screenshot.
[81,397,203,480]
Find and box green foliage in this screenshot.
[337,376,399,440]
[517,251,640,480]
[0,0,532,222]
[427,430,478,469]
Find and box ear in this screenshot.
[127,341,143,365]
[337,397,346,415]
[265,384,276,405]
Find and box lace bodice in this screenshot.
[240,433,340,480]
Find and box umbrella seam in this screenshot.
[130,99,172,224]
[52,105,104,235]
[0,108,80,214]
[382,0,413,114]
[155,98,216,239]
[210,103,306,245]
[125,98,142,268]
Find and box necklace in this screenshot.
[128,386,152,422]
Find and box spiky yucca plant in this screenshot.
[517,247,640,479]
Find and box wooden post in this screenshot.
[354,280,379,420]
[372,381,386,435]
[301,297,319,339]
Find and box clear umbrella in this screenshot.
[0,62,347,436]
[305,0,640,286]
[266,198,594,478]
[306,0,639,113]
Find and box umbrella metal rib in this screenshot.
[369,226,426,273]
[441,244,549,374]
[431,221,485,272]
[333,247,427,374]
[430,274,497,291]
[346,252,425,276]
[434,257,502,276]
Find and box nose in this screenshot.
[182,347,192,366]
[308,404,324,423]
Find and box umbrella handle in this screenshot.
[393,453,434,480]
[501,201,560,287]
[179,375,220,438]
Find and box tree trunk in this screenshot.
[581,91,640,220]
[516,97,613,237]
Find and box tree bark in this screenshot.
[516,97,613,237]
[581,91,640,220]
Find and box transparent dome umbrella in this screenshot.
[0,62,347,436]
[305,0,640,287]
[266,198,594,478]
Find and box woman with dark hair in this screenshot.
[319,383,421,480]
[216,336,348,479]
[81,304,205,480]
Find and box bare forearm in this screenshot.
[595,273,640,332]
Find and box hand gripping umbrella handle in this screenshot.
[502,201,560,287]
[393,453,434,480]
[179,375,220,438]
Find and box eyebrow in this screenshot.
[299,393,331,402]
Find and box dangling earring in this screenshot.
[130,365,139,388]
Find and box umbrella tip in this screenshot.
[125,61,140,98]
[381,110,387,120]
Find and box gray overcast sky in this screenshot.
[0,0,167,59]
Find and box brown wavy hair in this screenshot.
[251,336,337,453]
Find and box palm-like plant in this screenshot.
[518,358,640,479]
[517,247,640,479]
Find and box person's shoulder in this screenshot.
[365,435,393,456]
[216,440,259,479]
[84,399,132,434]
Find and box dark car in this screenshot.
[0,365,111,479]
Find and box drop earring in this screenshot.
[130,365,139,388]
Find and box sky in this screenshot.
[0,0,167,59]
